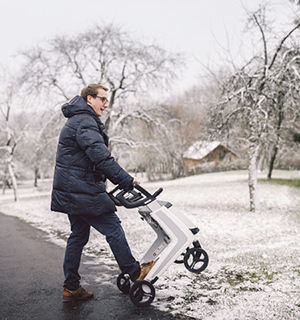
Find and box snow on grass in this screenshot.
[0,170,300,319]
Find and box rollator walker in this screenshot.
[108,183,209,307]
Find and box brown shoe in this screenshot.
[63,286,94,300]
[136,258,159,281]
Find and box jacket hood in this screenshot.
[62,95,96,118]
[62,95,106,132]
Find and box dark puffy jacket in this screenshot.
[51,96,133,216]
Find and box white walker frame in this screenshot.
[109,184,209,307]
[139,200,197,282]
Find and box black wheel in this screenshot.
[184,248,209,273]
[175,241,203,264]
[117,273,131,294]
[129,280,155,307]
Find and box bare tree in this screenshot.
[18,24,183,155]
[264,47,300,179]
[209,6,300,211]
[160,85,213,179]
[15,109,64,187]
[0,70,28,201]
[122,82,213,181]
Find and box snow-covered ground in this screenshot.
[1,170,300,319]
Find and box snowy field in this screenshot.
[0,170,300,319]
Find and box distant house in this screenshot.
[183,141,237,171]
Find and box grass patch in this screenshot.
[216,267,278,288]
[259,178,300,188]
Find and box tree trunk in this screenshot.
[267,96,284,180]
[104,89,116,135]
[248,141,259,212]
[7,162,18,201]
[267,145,279,180]
[34,167,39,187]
[2,171,7,195]
[248,110,259,212]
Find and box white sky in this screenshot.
[0,0,297,93]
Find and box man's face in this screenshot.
[88,88,109,117]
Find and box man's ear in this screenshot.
[86,95,92,104]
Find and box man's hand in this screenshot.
[133,177,140,185]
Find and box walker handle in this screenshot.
[108,185,123,206]
[108,183,163,208]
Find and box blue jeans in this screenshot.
[63,212,140,290]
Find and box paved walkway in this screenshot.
[0,213,189,320]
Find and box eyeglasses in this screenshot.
[95,96,109,104]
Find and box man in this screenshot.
[51,84,155,300]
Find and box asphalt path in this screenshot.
[0,213,192,320]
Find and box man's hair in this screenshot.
[81,84,108,101]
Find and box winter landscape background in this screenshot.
[1,1,300,318]
[1,170,299,319]
[1,1,300,212]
